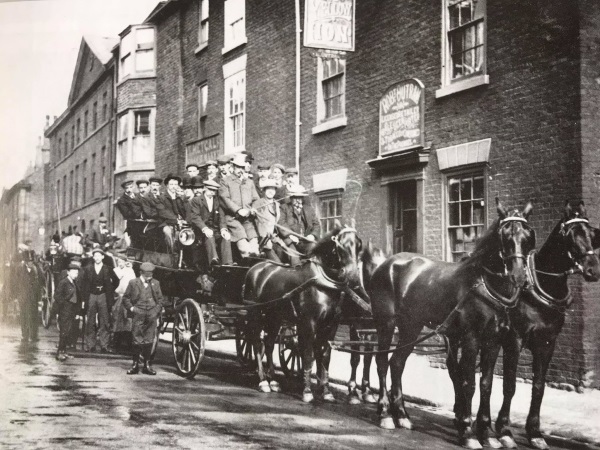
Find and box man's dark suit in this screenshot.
[279,202,321,244]
[189,194,233,265]
[55,275,80,353]
[156,192,187,225]
[82,263,119,351]
[116,192,144,248]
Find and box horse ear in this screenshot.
[496,197,507,219]
[334,219,342,229]
[522,201,534,220]
[564,200,572,218]
[350,217,356,229]
[578,201,587,217]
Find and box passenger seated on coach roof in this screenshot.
[189,178,233,267]
[136,179,150,198]
[218,153,260,258]
[186,163,200,179]
[204,160,220,183]
[155,174,187,253]
[252,178,284,263]
[255,163,270,190]
[141,176,162,221]
[217,155,233,184]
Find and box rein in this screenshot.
[524,251,573,314]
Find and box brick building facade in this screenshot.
[148,0,600,389]
[44,36,117,239]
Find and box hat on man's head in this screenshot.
[288,185,308,197]
[203,179,221,191]
[121,180,134,189]
[68,263,80,271]
[136,179,149,186]
[164,174,182,185]
[149,176,163,184]
[99,216,108,223]
[260,178,278,190]
[257,164,270,171]
[217,155,232,165]
[204,160,218,168]
[91,248,105,256]
[271,163,285,173]
[181,176,193,189]
[190,176,204,189]
[241,151,254,162]
[231,154,248,168]
[285,167,299,175]
[186,163,200,170]
[140,262,155,272]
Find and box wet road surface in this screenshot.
[0,324,595,449]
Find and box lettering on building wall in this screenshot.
[379,79,425,156]
[304,0,355,52]
[186,134,221,166]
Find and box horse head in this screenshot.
[494,198,536,289]
[359,240,387,291]
[557,201,600,281]
[310,219,363,288]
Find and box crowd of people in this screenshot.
[115,151,321,268]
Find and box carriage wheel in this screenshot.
[235,319,257,368]
[172,299,205,379]
[41,271,55,329]
[278,325,303,379]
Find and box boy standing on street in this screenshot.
[55,263,80,361]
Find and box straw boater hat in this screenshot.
[287,185,308,197]
[203,179,221,191]
[231,154,248,168]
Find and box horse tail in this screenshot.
[360,241,387,291]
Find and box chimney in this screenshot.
[45,115,50,129]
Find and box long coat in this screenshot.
[116,193,143,220]
[218,175,260,241]
[141,193,161,220]
[156,192,187,225]
[189,194,227,232]
[279,202,321,243]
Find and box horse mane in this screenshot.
[459,218,501,271]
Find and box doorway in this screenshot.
[390,180,418,254]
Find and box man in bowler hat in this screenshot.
[123,262,165,375]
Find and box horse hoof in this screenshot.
[499,435,518,449]
[379,417,396,430]
[323,392,336,402]
[362,393,377,404]
[397,418,413,430]
[258,380,271,393]
[483,437,503,449]
[462,438,483,450]
[269,381,281,393]
[302,392,314,403]
[529,437,549,450]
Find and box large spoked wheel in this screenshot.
[279,325,303,379]
[235,319,258,369]
[172,299,205,379]
[41,271,55,329]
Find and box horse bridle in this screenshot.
[559,217,596,272]
[498,216,532,264]
[329,227,359,279]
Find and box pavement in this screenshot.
[203,335,600,447]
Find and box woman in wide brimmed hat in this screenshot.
[252,178,284,262]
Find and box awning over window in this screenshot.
[436,138,490,171]
[312,168,347,194]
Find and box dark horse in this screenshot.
[365,200,536,449]
[243,224,362,402]
[489,201,600,450]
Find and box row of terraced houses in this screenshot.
[4,0,599,389]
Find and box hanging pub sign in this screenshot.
[185,134,221,167]
[304,0,355,52]
[379,79,425,157]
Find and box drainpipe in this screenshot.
[295,0,302,176]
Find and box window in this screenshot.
[93,102,98,130]
[91,154,96,199]
[71,125,75,149]
[447,172,485,261]
[69,170,74,210]
[119,26,155,81]
[56,180,61,213]
[64,132,68,156]
[198,84,208,139]
[223,56,246,153]
[223,0,245,52]
[319,58,345,122]
[438,0,487,97]
[82,159,87,204]
[198,0,209,47]
[75,165,79,207]
[76,118,81,144]
[101,146,107,194]
[117,114,128,168]
[84,111,89,138]
[62,175,66,213]
[319,195,343,236]
[132,110,152,163]
[58,138,62,160]
[103,92,108,121]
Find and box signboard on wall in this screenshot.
[379,79,425,157]
[304,0,355,52]
[185,134,221,167]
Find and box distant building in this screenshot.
[44,36,117,239]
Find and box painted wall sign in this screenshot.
[304,0,355,52]
[379,79,425,156]
[185,134,221,166]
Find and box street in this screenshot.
[0,324,596,450]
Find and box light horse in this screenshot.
[243,224,363,402]
[489,201,600,450]
[365,200,536,449]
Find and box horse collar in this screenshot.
[525,251,572,314]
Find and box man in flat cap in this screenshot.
[219,153,261,257]
[136,179,150,197]
[217,155,232,183]
[116,180,144,248]
[186,163,200,179]
[88,215,112,250]
[82,248,119,352]
[141,176,163,221]
[205,160,220,184]
[189,179,233,267]
[123,261,165,375]
[55,263,81,361]
[256,164,271,191]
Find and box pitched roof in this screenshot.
[83,35,119,65]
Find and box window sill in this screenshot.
[195,42,208,55]
[114,163,155,175]
[435,74,489,99]
[222,37,247,56]
[311,116,347,135]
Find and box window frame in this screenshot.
[318,193,343,237]
[437,0,489,98]
[313,56,347,134]
[119,25,156,82]
[444,167,487,262]
[222,0,246,54]
[116,109,155,170]
[198,83,208,139]
[197,0,209,50]
[223,56,246,154]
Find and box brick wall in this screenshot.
[116,78,157,114]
